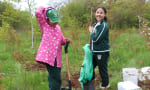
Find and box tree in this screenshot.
[26,0,35,48]
[0,1,31,30]
[108,0,145,29]
[61,1,90,28]
[18,0,36,48]
[0,1,19,26]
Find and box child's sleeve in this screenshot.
[61,34,67,45]
[90,23,108,43]
[58,26,67,45]
[35,6,46,31]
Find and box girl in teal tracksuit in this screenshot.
[89,7,110,90]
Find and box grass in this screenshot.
[108,31,150,89]
[0,29,150,90]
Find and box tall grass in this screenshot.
[0,29,150,90]
[109,32,150,89]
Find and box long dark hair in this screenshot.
[95,7,107,22]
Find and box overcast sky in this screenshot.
[19,0,69,10]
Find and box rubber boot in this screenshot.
[83,81,95,90]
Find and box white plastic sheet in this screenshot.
[118,81,142,90]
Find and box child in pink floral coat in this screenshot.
[35,6,70,90]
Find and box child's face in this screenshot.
[47,19,58,27]
[95,8,106,22]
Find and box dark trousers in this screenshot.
[45,60,61,90]
[92,52,109,87]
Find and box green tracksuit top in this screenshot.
[90,20,110,52]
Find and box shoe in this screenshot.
[100,83,110,90]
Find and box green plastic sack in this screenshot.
[78,44,93,90]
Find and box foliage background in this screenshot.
[0,0,150,89]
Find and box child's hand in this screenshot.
[62,38,71,45]
[65,38,71,43]
[89,26,93,33]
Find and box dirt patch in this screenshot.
[61,72,81,88]
[24,62,102,88]
[24,62,46,71]
[138,80,150,89]
[61,73,101,88]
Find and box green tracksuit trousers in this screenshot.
[45,60,61,90]
[92,52,109,87]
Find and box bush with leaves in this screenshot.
[60,1,91,28]
[0,22,21,51]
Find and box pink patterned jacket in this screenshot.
[35,6,66,68]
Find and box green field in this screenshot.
[0,29,150,90]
